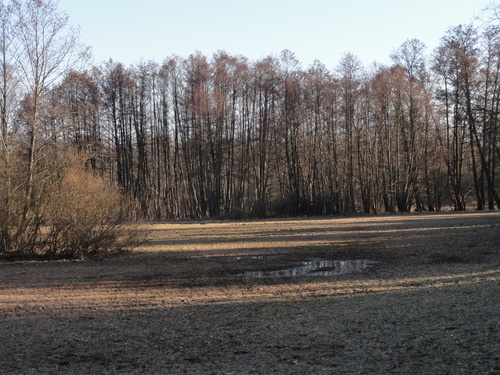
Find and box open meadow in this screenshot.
[1,212,499,374]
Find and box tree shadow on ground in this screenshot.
[1,268,499,375]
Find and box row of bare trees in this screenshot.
[56,26,498,219]
[433,24,500,211]
[2,1,500,231]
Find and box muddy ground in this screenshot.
[1,212,499,374]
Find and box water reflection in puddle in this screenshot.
[240,259,379,278]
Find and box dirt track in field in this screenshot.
[1,212,499,374]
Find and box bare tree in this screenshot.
[337,53,363,213]
[0,0,90,256]
[0,1,18,252]
[479,25,500,208]
[391,39,429,211]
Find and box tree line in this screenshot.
[2,1,500,228]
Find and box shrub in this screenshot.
[44,166,125,258]
[0,149,144,260]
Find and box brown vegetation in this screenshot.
[1,212,499,374]
[0,0,131,259]
[43,157,129,259]
[0,149,136,260]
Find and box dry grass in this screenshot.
[1,212,499,374]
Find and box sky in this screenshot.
[58,0,495,69]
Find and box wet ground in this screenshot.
[239,258,380,277]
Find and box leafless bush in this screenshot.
[44,167,119,258]
[0,149,145,260]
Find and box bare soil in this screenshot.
[1,212,499,374]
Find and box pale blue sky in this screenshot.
[59,0,493,68]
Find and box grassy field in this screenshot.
[1,212,499,374]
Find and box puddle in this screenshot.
[239,259,379,278]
